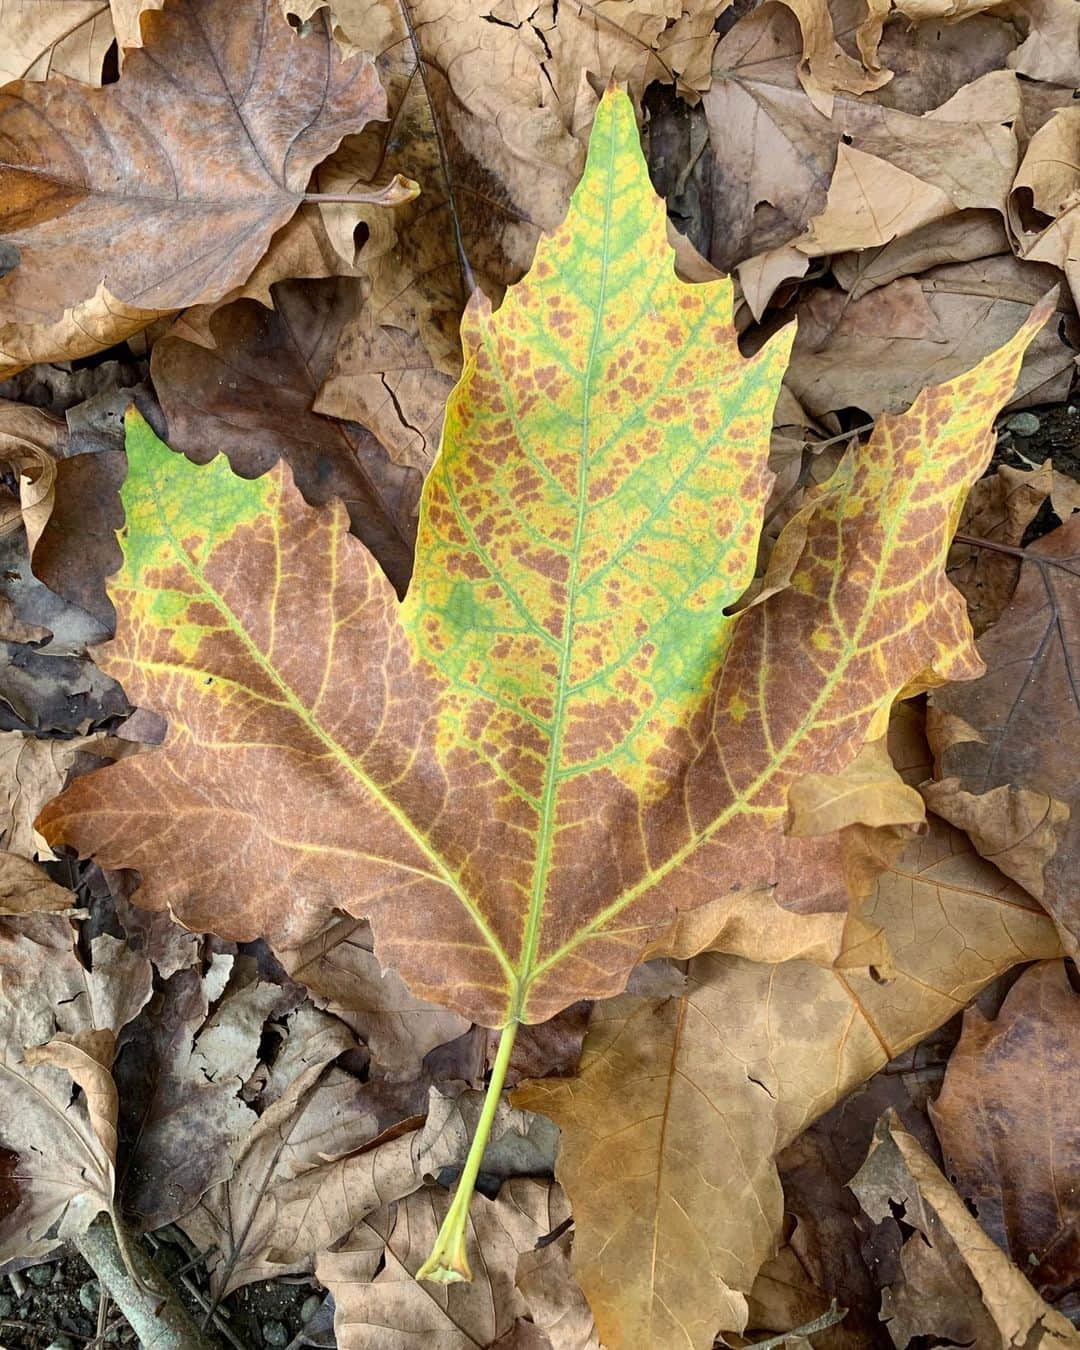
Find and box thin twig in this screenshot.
[745,1298,847,1346]
[953,533,1080,576]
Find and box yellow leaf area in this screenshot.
[41,89,1048,1039]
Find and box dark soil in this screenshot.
[0,1231,331,1349]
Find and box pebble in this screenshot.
[300,1293,322,1324]
[27,1262,54,1287]
[0,1294,12,1317]
[262,1319,289,1347]
[45,1340,76,1350]
[1005,411,1041,436]
[78,1278,101,1314]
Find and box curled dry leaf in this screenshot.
[0,731,88,859]
[0,0,384,366]
[926,514,1080,948]
[38,94,1050,1033]
[0,399,64,554]
[0,0,113,84]
[309,0,728,468]
[1010,105,1080,312]
[318,1178,592,1350]
[151,277,422,595]
[279,916,471,1079]
[513,813,1063,1347]
[930,960,1080,1309]
[0,919,151,1259]
[852,1112,1080,1348]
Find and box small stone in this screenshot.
[79,1278,101,1313]
[45,1339,76,1350]
[27,1262,53,1287]
[1005,411,1040,436]
[0,1293,12,1317]
[300,1293,322,1324]
[262,1319,289,1347]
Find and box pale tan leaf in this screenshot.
[514,817,1063,1347]
[0,852,76,916]
[0,923,151,1259]
[0,0,113,84]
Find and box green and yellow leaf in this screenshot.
[40,86,1047,1033]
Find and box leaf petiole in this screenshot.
[416,1017,521,1283]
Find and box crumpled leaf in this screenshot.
[852,1112,1080,1348]
[318,1178,589,1350]
[0,285,171,382]
[0,732,91,858]
[279,916,471,1079]
[151,277,422,595]
[929,960,1080,1310]
[0,851,76,916]
[0,0,113,84]
[308,0,728,468]
[926,514,1080,948]
[1010,105,1080,312]
[0,400,64,555]
[114,953,299,1232]
[0,918,152,1259]
[785,256,1075,423]
[0,0,383,349]
[513,812,1064,1347]
[703,5,1016,279]
[40,90,1049,1032]
[948,460,1066,634]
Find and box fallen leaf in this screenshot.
[39,91,1048,1035]
[831,210,1010,301]
[0,0,113,84]
[179,1042,469,1296]
[0,285,171,383]
[852,1112,1080,1347]
[929,960,1080,1310]
[1010,105,1080,312]
[318,1178,579,1350]
[948,460,1061,634]
[0,851,75,915]
[0,732,87,858]
[0,0,383,334]
[0,399,64,555]
[114,953,299,1232]
[0,918,151,1259]
[279,916,471,1079]
[151,278,422,595]
[515,1221,600,1350]
[785,255,1075,423]
[704,6,1016,280]
[309,0,729,468]
[513,814,1063,1346]
[109,0,164,51]
[925,514,1080,948]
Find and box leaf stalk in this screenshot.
[417,1017,520,1283]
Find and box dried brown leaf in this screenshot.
[929,960,1080,1309]
[926,514,1080,948]
[0,920,151,1259]
[514,815,1062,1346]
[0,0,113,84]
[0,851,76,916]
[852,1112,1080,1347]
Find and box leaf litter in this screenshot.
[0,1,1077,1347]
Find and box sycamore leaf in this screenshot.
[513,814,1064,1347]
[0,0,383,338]
[0,851,77,916]
[930,960,1080,1303]
[39,87,1049,1030]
